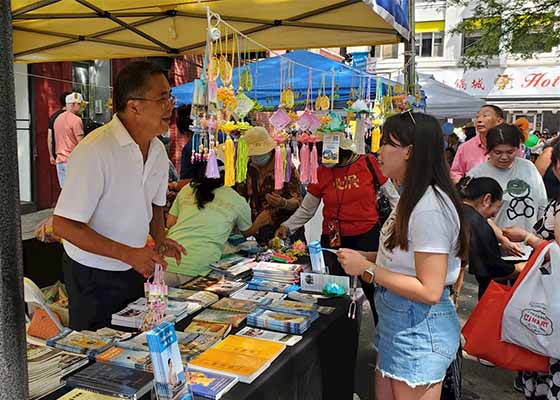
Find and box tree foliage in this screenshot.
[447,0,560,68]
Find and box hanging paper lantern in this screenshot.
[525,134,539,148]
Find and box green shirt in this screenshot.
[165,185,252,276]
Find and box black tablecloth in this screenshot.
[44,294,362,400]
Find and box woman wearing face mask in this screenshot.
[336,112,468,400]
[235,127,304,244]
[468,124,547,259]
[459,177,525,299]
[276,132,399,324]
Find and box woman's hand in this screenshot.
[275,225,290,239]
[502,226,529,243]
[500,237,525,257]
[336,248,370,276]
[254,210,272,228]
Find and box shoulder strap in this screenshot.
[364,154,381,191]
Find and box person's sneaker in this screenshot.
[478,358,495,367]
[513,372,524,393]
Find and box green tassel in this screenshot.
[236,136,248,183]
[281,144,287,178]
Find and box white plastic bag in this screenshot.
[501,242,560,358]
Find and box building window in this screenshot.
[415,32,444,57]
[373,44,399,59]
[462,31,482,56]
[511,31,552,54]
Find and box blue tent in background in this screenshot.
[172,50,422,110]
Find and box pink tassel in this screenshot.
[205,149,220,178]
[310,143,318,184]
[274,145,284,190]
[285,144,292,183]
[300,143,310,184]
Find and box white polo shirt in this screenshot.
[54,114,169,271]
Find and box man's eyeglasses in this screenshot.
[129,95,176,106]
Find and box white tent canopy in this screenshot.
[419,73,485,119]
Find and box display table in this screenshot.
[44,294,363,400]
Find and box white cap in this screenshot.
[65,92,88,105]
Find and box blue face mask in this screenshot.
[251,154,271,166]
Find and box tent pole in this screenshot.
[0,1,29,398]
[404,0,416,96]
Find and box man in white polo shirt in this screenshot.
[53,61,186,330]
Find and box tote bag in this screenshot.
[461,241,550,373]
[502,242,560,358]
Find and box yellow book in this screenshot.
[57,388,119,399]
[190,336,285,384]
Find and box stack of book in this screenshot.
[182,276,247,297]
[111,298,199,329]
[235,327,302,347]
[208,255,255,280]
[95,346,152,372]
[230,288,286,303]
[190,335,285,384]
[247,278,300,294]
[167,287,198,302]
[251,262,304,284]
[211,297,258,314]
[184,321,232,338]
[246,308,316,335]
[65,362,154,400]
[189,370,238,400]
[176,331,222,362]
[27,342,89,399]
[46,329,113,356]
[258,299,320,320]
[58,388,122,399]
[193,309,247,328]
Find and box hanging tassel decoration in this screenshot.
[292,138,299,164]
[310,142,318,184]
[371,126,381,153]
[285,142,292,182]
[205,149,220,178]
[274,145,284,190]
[224,135,235,186]
[236,135,248,183]
[281,144,287,180]
[300,142,310,184]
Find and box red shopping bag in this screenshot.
[461,241,550,372]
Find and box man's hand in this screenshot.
[156,238,187,265]
[502,226,529,243]
[254,209,272,228]
[265,193,285,208]
[122,246,166,278]
[50,157,56,165]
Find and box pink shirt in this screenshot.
[450,135,486,181]
[54,111,84,163]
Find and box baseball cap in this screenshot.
[65,92,88,105]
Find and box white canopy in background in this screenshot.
[419,74,485,119]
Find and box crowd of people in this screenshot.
[49,60,560,400]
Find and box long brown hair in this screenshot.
[382,112,468,261]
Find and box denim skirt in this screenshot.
[374,286,460,388]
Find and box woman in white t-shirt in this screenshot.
[338,112,468,400]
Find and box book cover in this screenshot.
[193,309,247,328]
[247,278,300,294]
[177,332,221,362]
[231,289,286,303]
[95,346,152,372]
[47,330,113,356]
[168,287,198,302]
[259,299,319,316]
[235,327,302,347]
[189,349,270,384]
[212,335,285,361]
[205,280,247,297]
[211,298,257,314]
[146,322,193,400]
[187,291,220,308]
[65,362,154,400]
[209,255,250,271]
[184,321,231,338]
[57,388,120,399]
[116,332,148,352]
[181,276,220,291]
[188,369,238,400]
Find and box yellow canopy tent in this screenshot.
[11,0,408,63]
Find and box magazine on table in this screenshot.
[230,288,286,303]
[188,369,238,400]
[236,326,302,346]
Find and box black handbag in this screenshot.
[441,345,462,400]
[364,155,392,227]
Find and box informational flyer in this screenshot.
[322,133,340,164]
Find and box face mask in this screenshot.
[251,154,271,166]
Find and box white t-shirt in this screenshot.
[54,114,169,271]
[376,186,461,286]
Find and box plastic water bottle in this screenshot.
[308,241,326,274]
